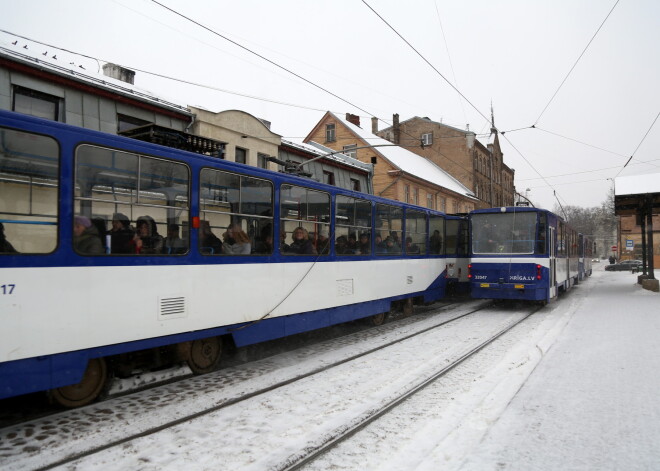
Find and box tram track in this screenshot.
[2,299,512,470]
[281,304,542,471]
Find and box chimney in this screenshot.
[371,117,378,134]
[102,63,136,85]
[346,113,361,127]
[393,113,400,144]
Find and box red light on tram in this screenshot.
[468,264,473,279]
[536,264,542,280]
[192,216,200,229]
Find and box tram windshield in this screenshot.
[471,212,538,255]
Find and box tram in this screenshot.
[0,110,452,406]
[468,206,580,303]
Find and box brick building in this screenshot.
[305,112,476,213]
[375,114,515,209]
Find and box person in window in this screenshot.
[375,234,387,254]
[223,223,251,254]
[384,236,399,254]
[316,229,330,255]
[347,233,358,253]
[199,220,223,255]
[286,227,317,255]
[110,213,135,254]
[73,216,104,254]
[405,236,420,254]
[481,221,498,252]
[357,233,371,254]
[165,223,186,254]
[280,229,290,253]
[335,235,350,255]
[133,216,164,254]
[0,222,18,253]
[430,230,443,254]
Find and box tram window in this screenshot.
[537,213,547,254]
[200,169,273,255]
[0,127,59,254]
[471,212,536,254]
[75,145,190,255]
[336,195,372,255]
[375,204,403,255]
[405,210,427,255]
[280,184,330,255]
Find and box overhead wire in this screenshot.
[534,0,621,126]
[614,109,660,177]
[361,0,570,209]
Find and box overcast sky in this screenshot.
[2,0,659,210]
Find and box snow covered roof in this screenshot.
[0,33,191,117]
[283,138,372,172]
[329,112,475,199]
[615,173,660,196]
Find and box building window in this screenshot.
[421,132,433,146]
[413,188,419,205]
[437,196,445,212]
[326,123,336,142]
[350,178,361,192]
[257,153,269,169]
[118,114,150,133]
[235,147,247,165]
[323,171,335,186]
[12,85,61,121]
[404,184,410,203]
[427,193,433,209]
[343,144,357,158]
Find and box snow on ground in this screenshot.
[2,266,658,471]
[458,268,660,471]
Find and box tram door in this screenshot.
[549,226,557,299]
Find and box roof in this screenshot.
[282,138,372,172]
[0,33,191,117]
[328,112,475,199]
[615,173,660,197]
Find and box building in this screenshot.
[305,112,475,213]
[188,106,281,171]
[278,140,372,193]
[0,39,372,188]
[375,114,515,209]
[0,42,192,134]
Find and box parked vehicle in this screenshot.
[604,260,643,271]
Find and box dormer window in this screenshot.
[326,123,336,142]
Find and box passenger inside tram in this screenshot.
[0,222,18,253]
[73,216,104,254]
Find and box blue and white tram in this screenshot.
[0,110,451,406]
[468,207,579,303]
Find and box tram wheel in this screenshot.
[50,358,108,408]
[368,312,388,326]
[179,337,222,374]
[402,298,414,317]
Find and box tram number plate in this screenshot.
[514,284,525,289]
[480,283,490,288]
